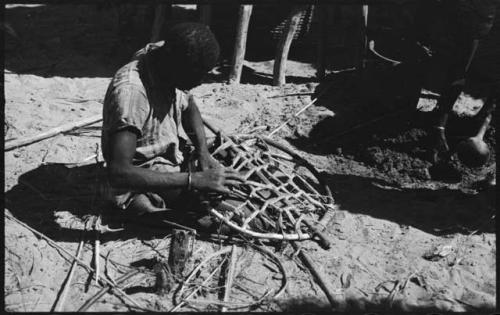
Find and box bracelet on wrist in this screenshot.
[187,166,192,191]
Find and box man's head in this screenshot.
[152,22,220,90]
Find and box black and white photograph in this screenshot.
[4,0,498,312]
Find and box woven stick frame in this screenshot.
[208,133,336,241]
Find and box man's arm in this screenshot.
[107,129,190,191]
[181,95,220,170]
[107,129,244,194]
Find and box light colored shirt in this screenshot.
[100,42,191,209]
[101,41,190,167]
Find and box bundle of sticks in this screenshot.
[204,121,336,247]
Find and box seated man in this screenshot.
[100,22,245,220]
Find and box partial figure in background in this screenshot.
[411,0,499,165]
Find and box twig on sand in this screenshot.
[77,269,143,312]
[387,280,401,308]
[268,81,334,137]
[291,241,341,310]
[170,254,229,312]
[222,245,238,312]
[251,241,287,299]
[104,251,118,287]
[317,109,407,144]
[186,292,272,309]
[6,301,52,311]
[51,231,85,312]
[162,219,197,234]
[94,215,101,285]
[5,114,102,151]
[5,212,145,311]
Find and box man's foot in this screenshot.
[128,193,171,216]
[194,214,232,235]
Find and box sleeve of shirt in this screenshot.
[103,85,149,138]
[176,89,191,112]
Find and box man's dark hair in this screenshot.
[163,22,220,73]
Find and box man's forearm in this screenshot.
[109,164,189,192]
[182,96,209,155]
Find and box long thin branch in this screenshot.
[51,232,85,312]
[5,115,102,151]
[5,212,144,311]
[170,255,228,312]
[291,241,341,310]
[222,245,238,312]
[77,270,142,312]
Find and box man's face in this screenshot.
[168,61,208,91]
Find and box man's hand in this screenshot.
[192,167,246,194]
[198,152,221,171]
[430,127,450,163]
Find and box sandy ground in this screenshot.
[4,4,496,312]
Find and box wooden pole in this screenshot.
[273,6,306,86]
[229,5,253,84]
[198,4,212,27]
[150,4,167,42]
[359,4,369,70]
[221,245,238,312]
[291,241,345,310]
[52,233,85,312]
[5,115,102,151]
[316,5,328,80]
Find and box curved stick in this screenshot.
[175,247,232,305]
[368,40,401,66]
[248,243,288,299]
[209,208,311,240]
[202,119,336,241]
[77,270,142,312]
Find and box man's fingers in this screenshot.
[223,169,246,182]
[224,179,243,187]
[213,186,231,195]
[225,173,246,183]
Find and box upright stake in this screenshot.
[359,4,369,70]
[229,5,253,84]
[150,4,168,42]
[199,4,212,27]
[221,245,238,312]
[273,6,306,86]
[316,5,328,80]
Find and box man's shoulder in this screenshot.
[111,60,145,91]
[104,61,148,110]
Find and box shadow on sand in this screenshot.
[5,159,494,250]
[323,172,495,236]
[4,162,207,244]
